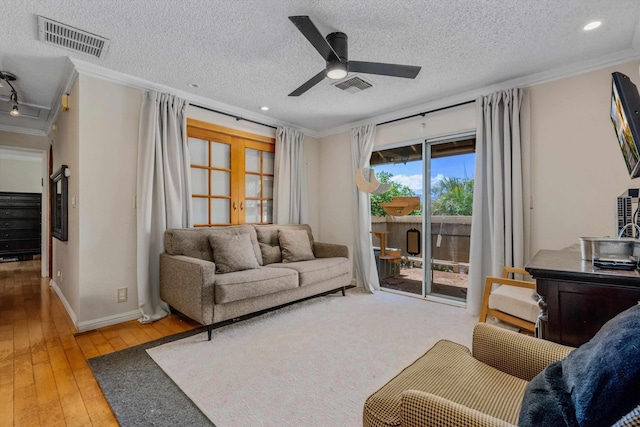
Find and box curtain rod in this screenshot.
[377,99,475,127]
[190,103,278,130]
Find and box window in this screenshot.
[187,119,275,226]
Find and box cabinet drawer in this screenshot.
[0,193,41,208]
[0,229,40,240]
[0,239,41,252]
[0,219,41,229]
[0,208,41,219]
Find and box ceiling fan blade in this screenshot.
[288,70,327,97]
[289,16,339,62]
[349,61,421,79]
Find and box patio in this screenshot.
[372,215,471,300]
[380,267,468,300]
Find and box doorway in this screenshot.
[370,133,475,302]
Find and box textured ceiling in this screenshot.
[0,0,639,136]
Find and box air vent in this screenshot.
[37,16,110,58]
[333,75,374,94]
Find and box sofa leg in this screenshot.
[207,324,213,341]
[341,287,346,296]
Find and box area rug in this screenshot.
[146,289,478,427]
[89,326,214,426]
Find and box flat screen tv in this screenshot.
[611,72,640,178]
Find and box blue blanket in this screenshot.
[519,304,640,427]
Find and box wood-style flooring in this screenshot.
[0,259,200,426]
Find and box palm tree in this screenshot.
[431,177,474,216]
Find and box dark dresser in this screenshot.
[0,192,42,260]
[526,249,640,347]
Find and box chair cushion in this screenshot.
[363,340,528,427]
[266,257,349,286]
[488,285,539,324]
[214,267,298,304]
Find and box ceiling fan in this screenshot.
[288,16,422,96]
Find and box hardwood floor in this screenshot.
[0,259,200,426]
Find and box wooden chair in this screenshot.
[478,266,538,333]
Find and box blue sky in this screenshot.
[375,153,475,195]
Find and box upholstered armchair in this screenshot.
[364,308,640,427]
[363,323,573,427]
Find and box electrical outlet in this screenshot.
[117,287,128,303]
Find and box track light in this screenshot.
[0,71,20,117]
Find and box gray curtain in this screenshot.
[351,124,380,292]
[274,127,308,224]
[136,92,191,323]
[467,88,529,316]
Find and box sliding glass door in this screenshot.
[370,133,475,302]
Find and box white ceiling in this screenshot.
[0,0,639,137]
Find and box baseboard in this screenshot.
[76,310,142,333]
[49,279,141,333]
[49,279,79,329]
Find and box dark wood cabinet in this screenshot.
[0,192,42,260]
[526,250,640,347]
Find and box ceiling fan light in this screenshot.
[327,62,347,80]
[10,105,20,116]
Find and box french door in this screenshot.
[187,119,275,226]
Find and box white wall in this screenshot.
[0,157,42,193]
[375,103,476,147]
[76,74,143,326]
[51,76,81,321]
[0,130,49,151]
[529,60,640,255]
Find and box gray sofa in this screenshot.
[160,224,352,340]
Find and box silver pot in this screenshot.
[579,237,640,260]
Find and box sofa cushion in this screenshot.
[214,267,299,304]
[266,257,349,286]
[208,233,260,274]
[363,340,527,427]
[278,229,315,263]
[164,225,263,265]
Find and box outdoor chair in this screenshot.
[478,266,538,333]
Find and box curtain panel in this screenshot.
[350,124,380,292]
[274,127,309,225]
[467,88,529,316]
[136,92,191,323]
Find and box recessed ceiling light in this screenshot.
[188,83,200,88]
[260,106,269,111]
[583,21,602,31]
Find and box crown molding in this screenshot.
[317,48,640,138]
[0,123,47,137]
[68,58,321,138]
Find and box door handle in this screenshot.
[240,202,244,211]
[233,201,237,211]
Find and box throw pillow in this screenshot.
[518,304,640,427]
[208,233,260,273]
[278,229,315,263]
[259,242,282,265]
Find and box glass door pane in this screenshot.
[370,142,424,296]
[425,138,475,302]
